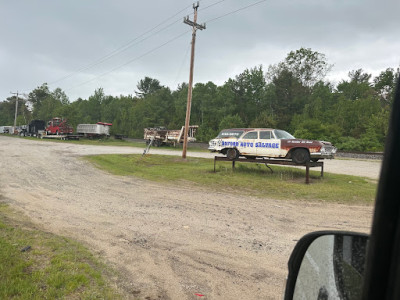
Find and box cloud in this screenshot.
[1,0,399,102]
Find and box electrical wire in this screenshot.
[65,30,190,92]
[173,41,192,87]
[57,0,270,93]
[50,0,229,87]
[205,0,268,23]
[48,4,195,86]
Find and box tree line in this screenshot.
[1,48,398,151]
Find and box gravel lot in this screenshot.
[0,136,378,299]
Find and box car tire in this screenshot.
[226,148,239,160]
[311,158,319,162]
[292,149,310,164]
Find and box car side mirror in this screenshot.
[284,231,369,300]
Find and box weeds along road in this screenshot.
[0,136,376,299]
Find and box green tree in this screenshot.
[250,110,277,128]
[268,68,308,129]
[225,65,267,125]
[373,68,399,106]
[29,83,51,118]
[0,97,31,125]
[135,77,163,98]
[219,114,244,130]
[267,47,332,88]
[337,69,374,101]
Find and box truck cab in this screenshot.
[46,117,73,135]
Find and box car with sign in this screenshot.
[208,128,337,164]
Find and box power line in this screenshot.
[200,0,227,11]
[50,0,227,87]
[59,0,270,93]
[47,4,195,86]
[65,30,190,92]
[173,42,191,86]
[205,0,268,23]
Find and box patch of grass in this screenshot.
[0,203,121,300]
[85,154,377,204]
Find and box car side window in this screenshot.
[259,131,271,139]
[242,131,258,139]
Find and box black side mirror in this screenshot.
[284,231,369,300]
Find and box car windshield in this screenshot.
[274,129,295,139]
[217,130,244,138]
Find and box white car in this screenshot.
[208,128,337,164]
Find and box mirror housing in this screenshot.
[284,231,369,300]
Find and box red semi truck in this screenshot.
[46,117,73,135]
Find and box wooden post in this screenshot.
[182,2,205,159]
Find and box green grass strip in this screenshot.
[0,204,121,300]
[85,154,377,204]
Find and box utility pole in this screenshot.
[10,91,19,134]
[182,2,206,159]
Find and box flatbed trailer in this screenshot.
[39,133,80,140]
[144,125,198,147]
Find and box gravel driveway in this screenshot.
[0,136,377,299]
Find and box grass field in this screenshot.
[85,154,377,205]
[0,203,121,300]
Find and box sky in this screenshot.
[1,0,399,102]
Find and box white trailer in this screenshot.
[76,122,112,137]
[0,126,13,133]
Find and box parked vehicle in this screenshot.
[144,125,198,147]
[76,122,112,138]
[46,117,73,135]
[0,126,13,134]
[20,120,46,137]
[208,128,337,164]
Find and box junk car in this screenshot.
[208,128,336,164]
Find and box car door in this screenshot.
[236,131,258,156]
[256,130,282,158]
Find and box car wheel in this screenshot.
[226,148,239,160]
[292,149,310,164]
[311,158,319,162]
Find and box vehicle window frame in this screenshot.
[259,131,272,140]
[242,131,258,139]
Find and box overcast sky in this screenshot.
[1,0,399,102]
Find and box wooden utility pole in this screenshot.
[11,91,19,133]
[182,2,206,159]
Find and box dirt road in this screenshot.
[0,136,376,299]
